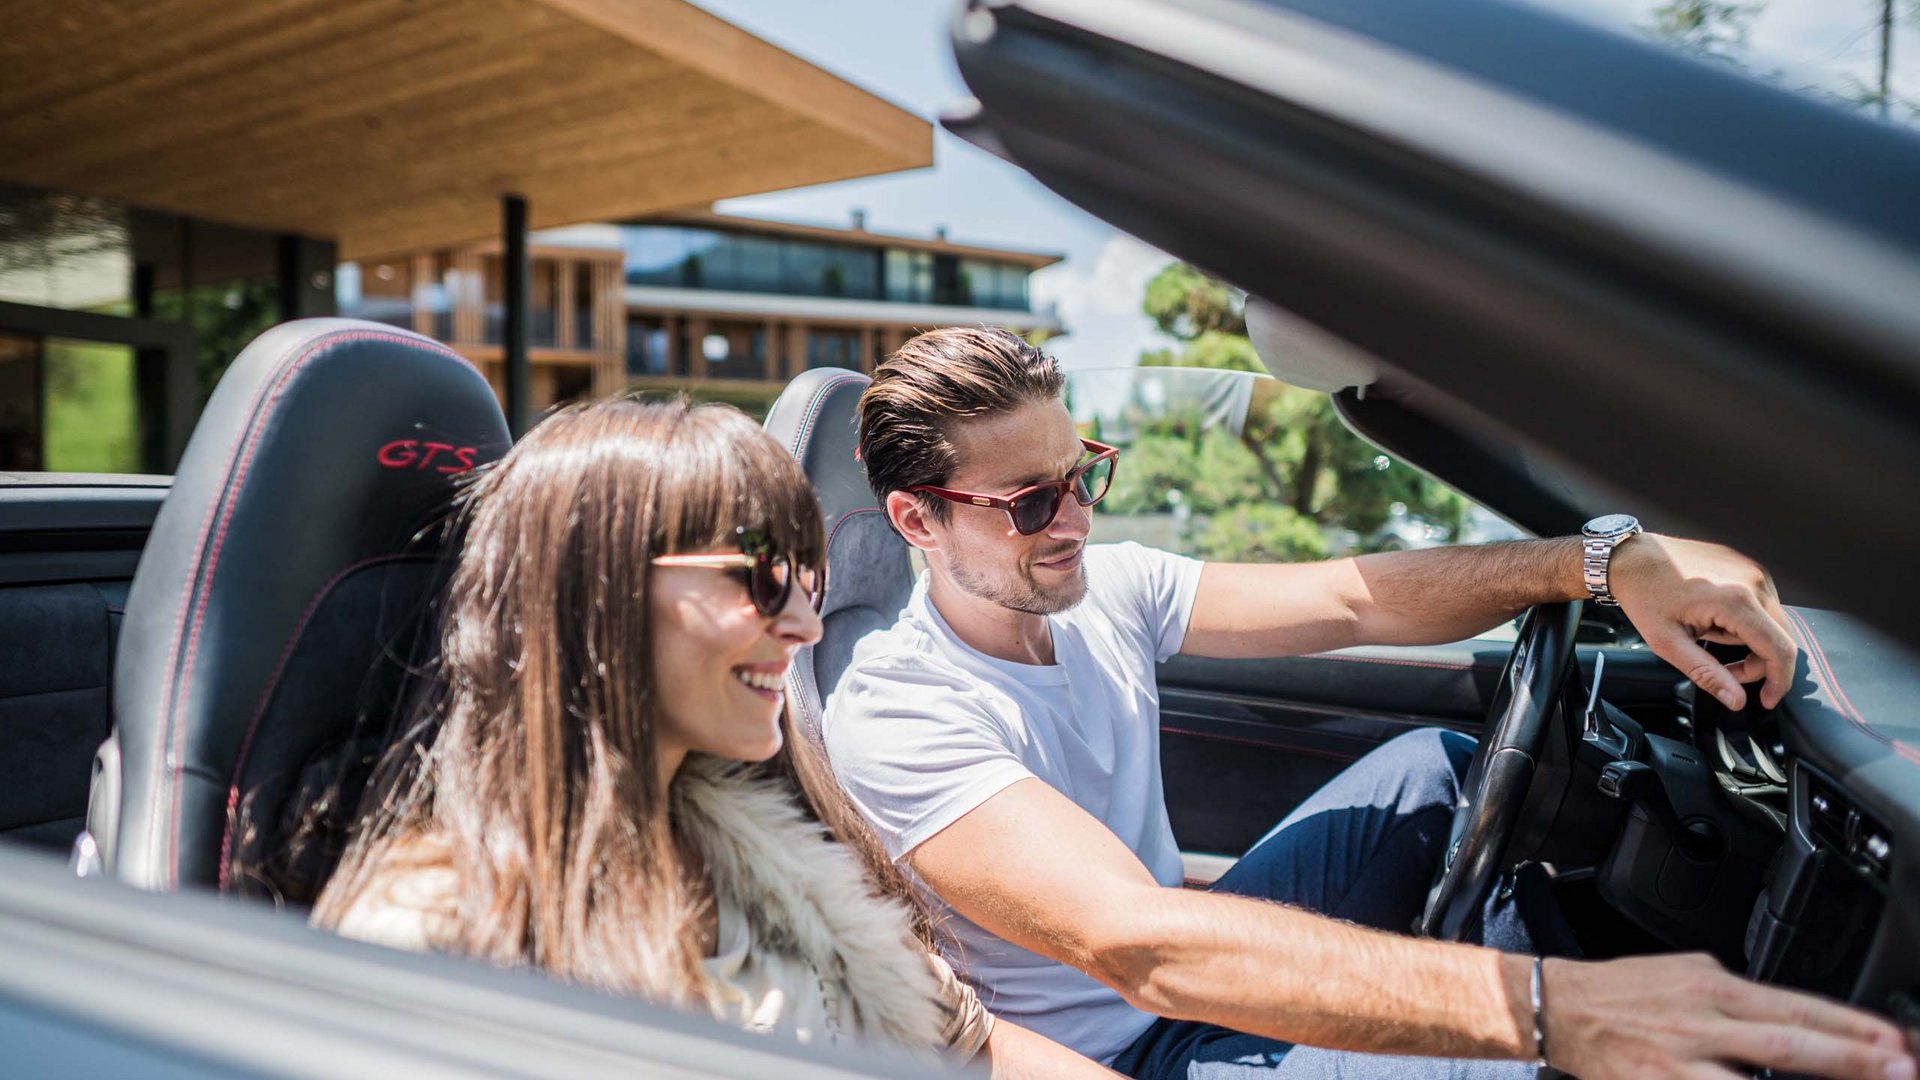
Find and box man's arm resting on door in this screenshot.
[910,777,1912,1079]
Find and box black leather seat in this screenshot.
[82,318,510,896]
[761,368,915,739]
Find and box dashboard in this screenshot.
[1756,608,1919,1035]
[1591,606,1919,1039]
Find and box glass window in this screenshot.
[626,317,667,376]
[0,333,142,472]
[830,244,880,299]
[958,259,1003,307]
[885,250,913,301]
[784,241,832,296]
[704,324,769,380]
[623,225,688,286]
[0,183,289,471]
[806,328,861,369]
[885,249,933,303]
[1073,266,1527,637]
[0,183,132,314]
[43,339,140,472]
[997,263,1031,310]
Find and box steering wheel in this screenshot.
[1417,602,1581,941]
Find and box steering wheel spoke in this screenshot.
[1417,603,1582,941]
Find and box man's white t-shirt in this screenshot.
[823,542,1202,1065]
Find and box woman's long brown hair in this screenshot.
[309,397,932,1008]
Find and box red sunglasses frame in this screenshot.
[907,438,1120,536]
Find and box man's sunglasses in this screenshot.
[651,527,826,617]
[908,439,1119,537]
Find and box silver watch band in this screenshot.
[1583,535,1621,606]
[1580,515,1640,607]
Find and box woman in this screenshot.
[310,398,1110,1074]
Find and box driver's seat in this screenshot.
[82,319,510,897]
[762,368,913,739]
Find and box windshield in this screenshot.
[1066,366,1525,566]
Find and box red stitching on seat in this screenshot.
[824,505,883,553]
[156,329,468,888]
[214,552,427,891]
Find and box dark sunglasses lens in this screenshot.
[749,555,793,617]
[1075,455,1115,506]
[1010,488,1065,535]
[795,562,826,612]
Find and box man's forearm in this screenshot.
[1344,537,1586,647]
[1096,888,1535,1059]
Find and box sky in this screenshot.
[687,0,1917,372]
[688,0,1175,373]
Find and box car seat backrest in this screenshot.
[85,318,510,897]
[761,368,914,742]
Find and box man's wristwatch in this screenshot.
[1581,514,1641,607]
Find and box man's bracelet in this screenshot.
[1531,955,1550,1067]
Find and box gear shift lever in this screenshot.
[1598,760,1722,860]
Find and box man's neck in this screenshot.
[927,569,1055,666]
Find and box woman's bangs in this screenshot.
[662,406,824,568]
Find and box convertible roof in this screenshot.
[0,0,931,259]
[947,0,1920,653]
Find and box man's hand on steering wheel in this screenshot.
[1608,533,1799,712]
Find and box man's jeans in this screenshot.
[1111,728,1570,1079]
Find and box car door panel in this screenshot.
[0,482,162,851]
[1159,643,1680,858]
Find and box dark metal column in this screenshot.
[275,234,339,320]
[502,194,531,438]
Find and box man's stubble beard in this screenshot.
[949,550,1088,616]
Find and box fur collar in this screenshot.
[671,755,949,1050]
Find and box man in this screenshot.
[821,327,1914,1080]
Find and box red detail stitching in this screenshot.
[824,505,883,554]
[214,552,426,891]
[1304,653,1488,673]
[1301,650,1673,684]
[158,329,466,888]
[1159,725,1362,762]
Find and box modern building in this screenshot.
[336,209,1065,415]
[0,0,931,473]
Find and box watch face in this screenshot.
[1585,514,1637,536]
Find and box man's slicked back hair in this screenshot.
[857,327,1066,518]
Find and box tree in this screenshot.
[1643,0,1760,60]
[1103,263,1469,561]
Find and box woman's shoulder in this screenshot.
[325,832,462,953]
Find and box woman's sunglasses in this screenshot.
[907,439,1119,537]
[651,527,826,617]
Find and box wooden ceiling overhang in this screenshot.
[0,0,933,259]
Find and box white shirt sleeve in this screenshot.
[824,654,1034,862]
[1089,542,1204,660]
